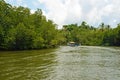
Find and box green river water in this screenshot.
[0,46,120,80]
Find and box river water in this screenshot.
[0,46,120,80]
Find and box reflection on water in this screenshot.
[0,49,57,80]
[0,46,120,80]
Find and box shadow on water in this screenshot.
[0,46,120,80]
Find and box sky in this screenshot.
[5,0,120,29]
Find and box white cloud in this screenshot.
[102,4,114,15]
[86,7,102,26]
[7,0,120,28]
[38,0,83,28]
[113,19,117,23]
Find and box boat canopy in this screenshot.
[69,42,75,44]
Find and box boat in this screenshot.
[67,42,80,46]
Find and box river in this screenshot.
[0,46,120,80]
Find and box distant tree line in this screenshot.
[0,0,120,50]
[62,21,120,46]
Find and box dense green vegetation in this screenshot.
[0,0,120,50]
[0,0,64,50]
[62,22,120,46]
